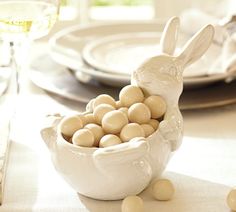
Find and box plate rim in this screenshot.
[82,32,163,76]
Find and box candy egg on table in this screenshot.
[128,103,151,124]
[102,110,129,134]
[119,85,144,107]
[120,123,145,142]
[84,123,104,147]
[99,134,122,148]
[141,124,155,137]
[93,103,115,124]
[144,95,167,119]
[151,179,175,201]
[93,94,116,108]
[227,188,236,211]
[59,115,83,138]
[121,195,144,212]
[72,129,94,147]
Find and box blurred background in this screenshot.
[58,0,235,22]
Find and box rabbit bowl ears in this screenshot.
[161,16,215,70]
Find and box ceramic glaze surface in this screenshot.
[41,17,214,200]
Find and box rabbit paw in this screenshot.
[159,119,183,151]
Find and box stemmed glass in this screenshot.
[0,0,60,91]
[0,0,60,204]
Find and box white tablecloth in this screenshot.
[1,42,236,212]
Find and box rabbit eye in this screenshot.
[163,65,177,78]
[167,65,182,81]
[169,66,177,75]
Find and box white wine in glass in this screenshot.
[0,0,60,205]
[0,0,59,41]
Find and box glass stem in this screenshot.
[9,41,21,95]
[0,40,24,205]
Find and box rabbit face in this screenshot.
[132,54,184,104]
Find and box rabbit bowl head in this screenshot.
[132,17,214,105]
[41,17,214,201]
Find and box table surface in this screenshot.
[0,41,236,212]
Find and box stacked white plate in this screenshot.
[49,20,233,89]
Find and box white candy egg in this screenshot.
[102,110,128,134]
[93,94,116,108]
[84,113,96,124]
[227,188,236,211]
[119,85,144,107]
[86,98,95,112]
[59,115,83,137]
[121,195,144,212]
[151,179,175,201]
[141,124,155,137]
[93,104,115,124]
[128,103,151,124]
[72,129,94,147]
[99,134,122,148]
[120,123,145,142]
[84,123,104,147]
[118,107,129,116]
[75,114,88,127]
[116,100,122,109]
[144,95,167,119]
[148,119,159,130]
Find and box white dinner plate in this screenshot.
[30,54,236,110]
[49,21,234,88]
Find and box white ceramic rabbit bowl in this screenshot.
[41,17,214,200]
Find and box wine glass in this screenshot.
[0,0,60,205]
[0,0,59,91]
